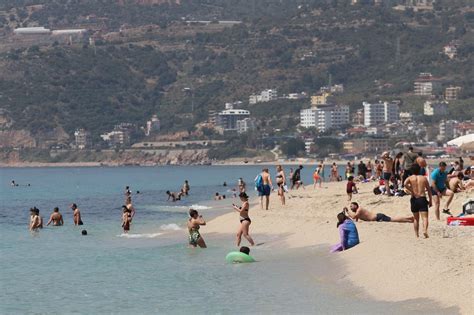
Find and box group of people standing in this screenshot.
[29,204,83,231]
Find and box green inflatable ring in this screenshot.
[225,251,255,263]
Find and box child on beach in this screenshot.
[346,176,358,201]
[330,212,359,253]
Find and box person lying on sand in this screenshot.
[345,202,413,223]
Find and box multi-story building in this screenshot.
[249,89,278,104]
[208,110,217,126]
[236,118,255,134]
[216,108,250,131]
[424,101,447,116]
[414,73,441,96]
[300,105,349,132]
[443,44,457,59]
[399,112,414,123]
[74,128,91,149]
[145,114,160,136]
[438,120,456,141]
[101,130,130,146]
[310,92,331,106]
[445,86,461,101]
[343,138,389,154]
[362,101,399,126]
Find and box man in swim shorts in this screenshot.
[346,202,413,223]
[71,203,83,226]
[404,163,433,238]
[46,207,64,226]
[381,152,394,196]
[258,168,273,210]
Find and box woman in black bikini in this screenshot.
[276,165,286,206]
[232,192,255,247]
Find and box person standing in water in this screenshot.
[125,186,132,204]
[182,180,190,196]
[256,168,272,210]
[404,163,433,238]
[233,192,255,247]
[29,207,43,231]
[46,207,64,226]
[187,209,207,248]
[275,165,286,206]
[121,205,132,233]
[71,204,83,226]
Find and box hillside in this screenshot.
[0,0,473,146]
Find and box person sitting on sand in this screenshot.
[121,205,132,233]
[71,203,83,226]
[166,190,182,202]
[404,163,432,238]
[345,202,413,223]
[330,212,359,253]
[46,207,64,226]
[449,172,466,193]
[233,192,255,247]
[346,176,358,201]
[187,209,207,248]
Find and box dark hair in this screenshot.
[351,202,359,208]
[348,176,354,181]
[396,152,403,158]
[71,203,77,209]
[337,212,347,228]
[81,230,87,235]
[418,151,423,157]
[166,190,170,194]
[35,208,40,214]
[299,165,303,169]
[240,246,250,255]
[239,192,249,200]
[122,205,128,212]
[408,146,414,151]
[411,163,421,175]
[215,192,219,196]
[439,162,447,167]
[457,172,464,179]
[54,207,59,212]
[189,209,198,218]
[126,186,129,189]
[222,195,226,199]
[373,187,382,195]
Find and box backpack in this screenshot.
[463,199,474,215]
[255,174,263,192]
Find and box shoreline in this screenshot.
[205,181,473,314]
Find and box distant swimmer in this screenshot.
[404,163,433,238]
[345,202,413,223]
[223,182,227,187]
[187,209,207,248]
[233,192,255,247]
[166,190,182,202]
[125,186,132,204]
[71,203,83,226]
[29,207,43,231]
[182,180,190,196]
[82,230,88,236]
[11,180,18,187]
[46,207,64,226]
[121,205,132,233]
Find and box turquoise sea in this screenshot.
[0,166,457,314]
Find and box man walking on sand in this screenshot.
[381,151,394,196]
[256,168,272,210]
[402,146,418,187]
[345,202,413,223]
[431,162,454,220]
[404,164,432,238]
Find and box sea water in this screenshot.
[0,166,457,314]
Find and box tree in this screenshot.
[280,138,305,157]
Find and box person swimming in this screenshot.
[46,207,64,226]
[187,209,207,248]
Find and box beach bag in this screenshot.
[255,174,263,192]
[463,199,474,215]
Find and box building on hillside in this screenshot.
[236,118,256,134]
[304,139,314,155]
[285,92,307,100]
[249,89,277,104]
[320,84,344,94]
[438,120,456,142]
[145,114,160,136]
[352,109,364,126]
[300,105,349,132]
[362,101,399,126]
[74,129,91,149]
[310,92,331,106]
[414,73,441,96]
[399,112,414,123]
[454,121,474,136]
[14,27,51,35]
[343,138,389,154]
[216,108,250,132]
[445,86,461,101]
[443,44,457,59]
[101,130,130,146]
[423,101,447,116]
[208,110,218,126]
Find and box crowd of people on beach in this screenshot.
[24,147,472,260]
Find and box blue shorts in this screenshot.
[383,172,392,181]
[258,185,271,196]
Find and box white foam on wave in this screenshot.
[189,204,212,210]
[117,232,163,239]
[160,223,182,231]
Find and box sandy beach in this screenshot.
[206,181,473,314]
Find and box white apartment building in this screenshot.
[424,101,447,116]
[249,89,278,104]
[414,73,440,96]
[300,105,349,132]
[363,101,399,127]
[445,86,461,101]
[236,118,255,134]
[438,120,456,141]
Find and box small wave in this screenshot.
[117,232,163,239]
[189,204,212,210]
[160,223,182,231]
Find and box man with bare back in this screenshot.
[345,202,413,223]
